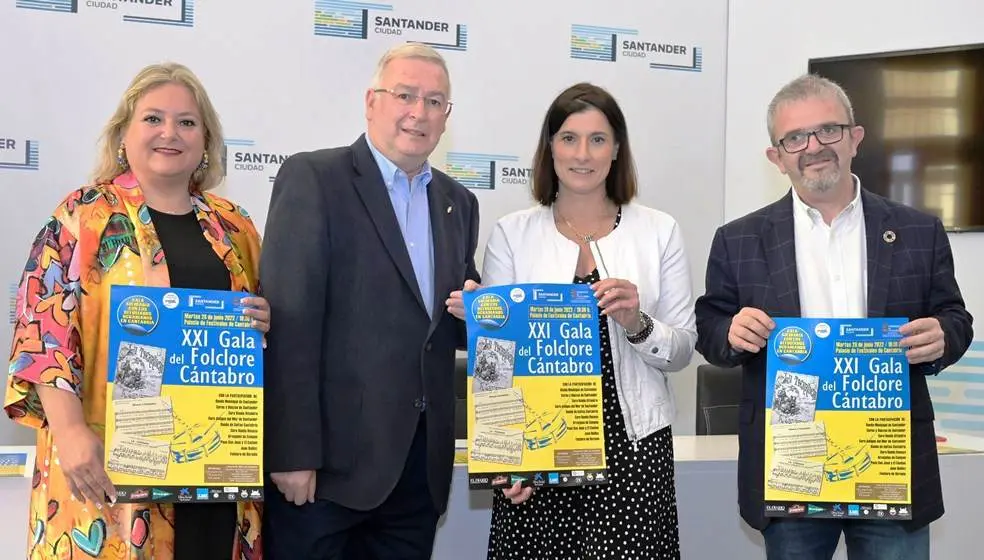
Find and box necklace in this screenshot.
[561,215,600,243]
[557,209,617,244]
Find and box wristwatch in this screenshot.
[626,311,654,344]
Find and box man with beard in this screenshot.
[694,74,973,560]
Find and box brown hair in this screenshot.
[531,82,637,205]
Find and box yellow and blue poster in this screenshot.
[104,285,263,504]
[463,284,607,490]
[765,317,911,519]
[0,447,34,477]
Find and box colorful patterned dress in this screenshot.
[3,171,264,559]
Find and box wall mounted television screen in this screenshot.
[809,44,984,232]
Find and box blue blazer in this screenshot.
[260,134,480,513]
[695,188,973,532]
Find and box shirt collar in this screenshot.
[365,133,432,190]
[791,173,863,226]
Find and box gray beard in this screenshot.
[800,167,841,193]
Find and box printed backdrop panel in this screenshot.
[0,0,729,444]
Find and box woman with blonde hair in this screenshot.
[4,62,267,559]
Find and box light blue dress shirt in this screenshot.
[365,135,436,318]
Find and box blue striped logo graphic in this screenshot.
[571,24,703,72]
[0,140,40,171]
[315,0,390,39]
[16,0,194,27]
[16,0,76,13]
[445,153,519,190]
[930,341,984,433]
[225,139,255,147]
[571,24,637,62]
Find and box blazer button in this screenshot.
[413,398,427,410]
[425,343,433,351]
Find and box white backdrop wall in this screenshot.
[0,0,729,446]
[725,0,984,436]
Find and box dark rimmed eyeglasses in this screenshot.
[775,124,852,153]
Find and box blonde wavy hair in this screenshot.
[92,62,225,191]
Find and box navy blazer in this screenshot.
[260,135,480,513]
[695,188,973,532]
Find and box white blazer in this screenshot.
[482,202,698,442]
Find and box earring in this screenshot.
[198,151,209,171]
[117,142,129,171]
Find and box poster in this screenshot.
[0,446,35,478]
[764,317,911,519]
[104,285,264,504]
[463,283,607,490]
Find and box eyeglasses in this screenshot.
[776,124,852,153]
[373,88,453,115]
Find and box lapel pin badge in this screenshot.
[883,230,896,243]
[446,205,452,214]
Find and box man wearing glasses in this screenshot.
[694,74,972,559]
[260,43,480,559]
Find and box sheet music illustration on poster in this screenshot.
[104,285,265,503]
[764,318,912,519]
[463,284,608,489]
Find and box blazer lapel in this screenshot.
[763,192,802,317]
[426,176,453,332]
[350,136,427,313]
[862,190,894,318]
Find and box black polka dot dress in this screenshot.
[486,222,682,559]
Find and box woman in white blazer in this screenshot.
[449,82,697,559]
